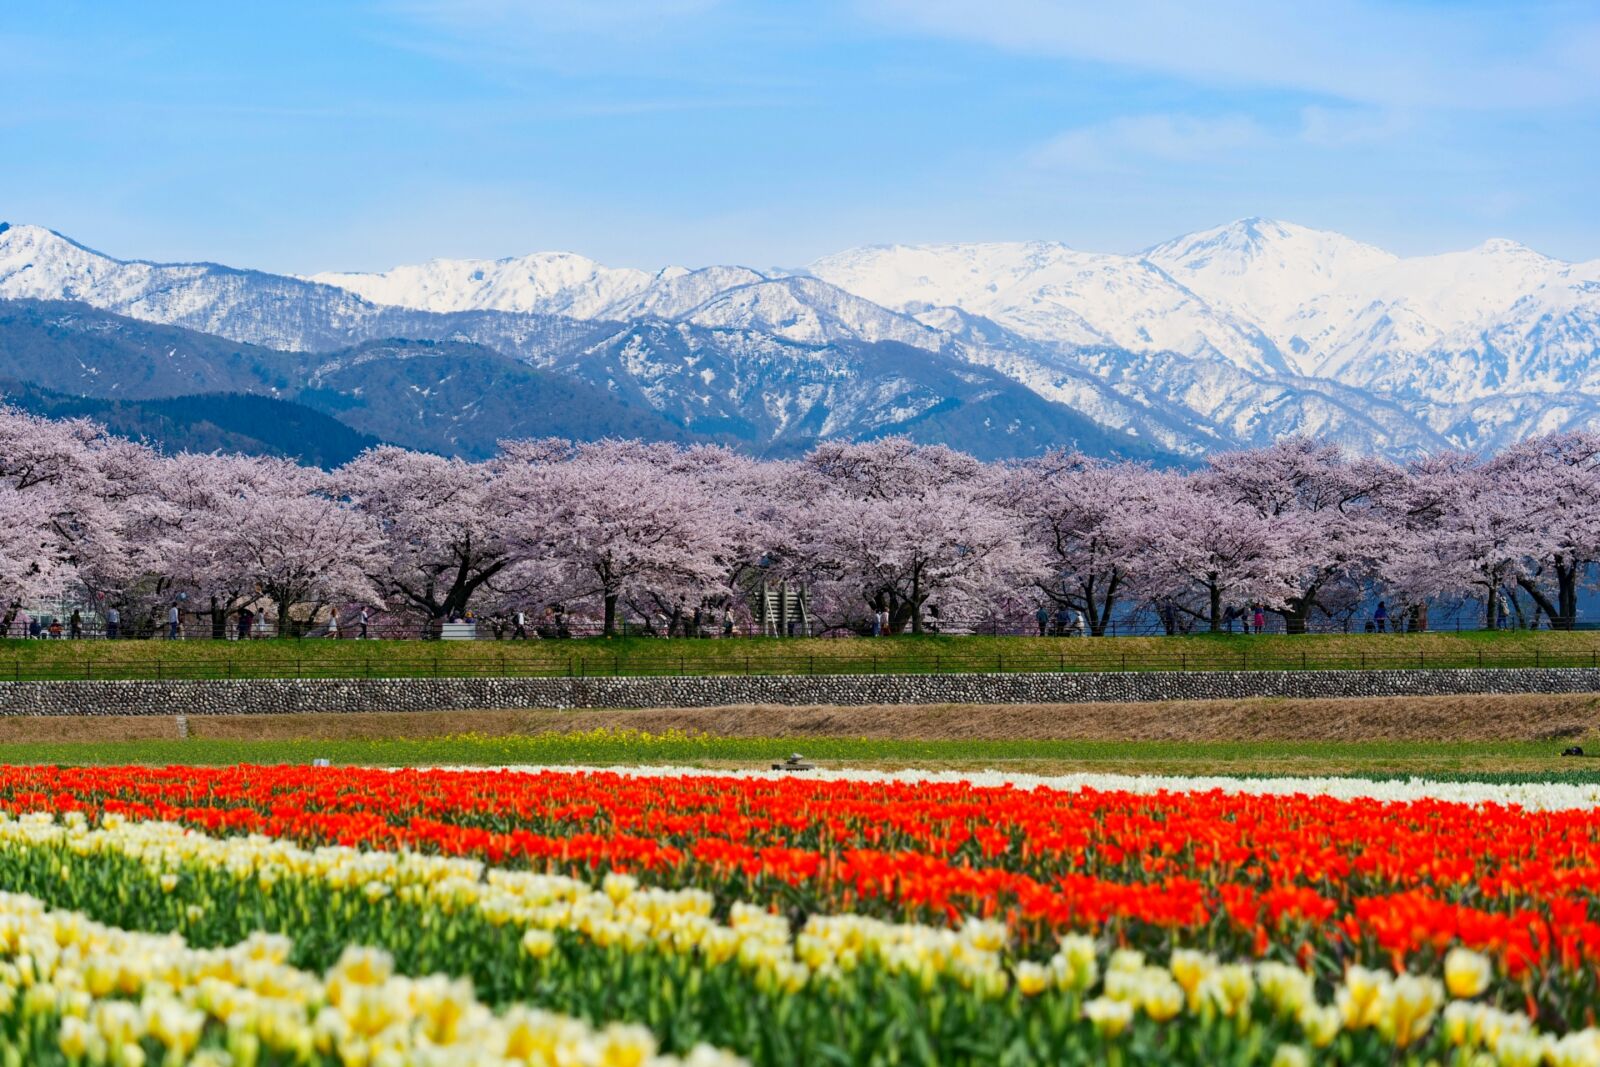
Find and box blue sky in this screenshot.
[3,1,1597,273]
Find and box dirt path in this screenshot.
[3,691,1595,744]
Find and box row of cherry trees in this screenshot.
[3,403,1596,636]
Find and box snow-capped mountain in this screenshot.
[310,252,660,319]
[1145,220,1600,403]
[807,240,1289,376]
[1143,218,1400,375]
[5,217,1600,460]
[800,222,1600,451]
[0,222,607,356]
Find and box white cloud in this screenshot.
[862,0,1600,111]
[1297,105,1412,147]
[1029,113,1265,171]
[391,0,724,39]
[379,0,742,82]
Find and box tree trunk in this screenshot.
[1208,580,1222,633]
[1517,577,1559,631]
[1092,596,1114,637]
[603,593,618,637]
[1557,562,1579,630]
[908,569,923,635]
[276,595,293,637]
[210,596,226,640]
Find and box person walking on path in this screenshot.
[1036,605,1050,636]
[237,608,253,641]
[167,604,181,640]
[69,610,82,639]
[1374,601,1389,633]
[723,607,735,637]
[870,609,882,637]
[359,607,370,639]
[512,610,526,640]
[104,606,119,640]
[328,606,341,640]
[1252,604,1266,635]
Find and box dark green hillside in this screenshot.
[0,381,381,466]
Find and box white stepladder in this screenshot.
[757,579,810,637]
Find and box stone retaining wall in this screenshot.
[2,668,1600,716]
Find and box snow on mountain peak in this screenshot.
[807,238,1288,375]
[309,252,656,318]
[8,216,1600,460]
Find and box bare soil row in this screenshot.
[5,692,1595,744]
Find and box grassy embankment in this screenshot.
[0,694,1596,780]
[2,629,1598,680]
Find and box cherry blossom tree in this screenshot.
[7,399,1600,641]
[192,457,383,635]
[1487,432,1600,628]
[796,439,1038,633]
[1001,451,1160,636]
[499,440,738,636]
[1385,452,1537,630]
[0,406,124,633]
[339,448,517,626]
[1200,438,1401,633]
[1138,473,1298,632]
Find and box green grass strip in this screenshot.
[5,630,1600,681]
[0,731,1596,782]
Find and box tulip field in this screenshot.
[0,765,1597,1065]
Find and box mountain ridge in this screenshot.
[5,218,1600,459]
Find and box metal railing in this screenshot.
[2,605,1568,643]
